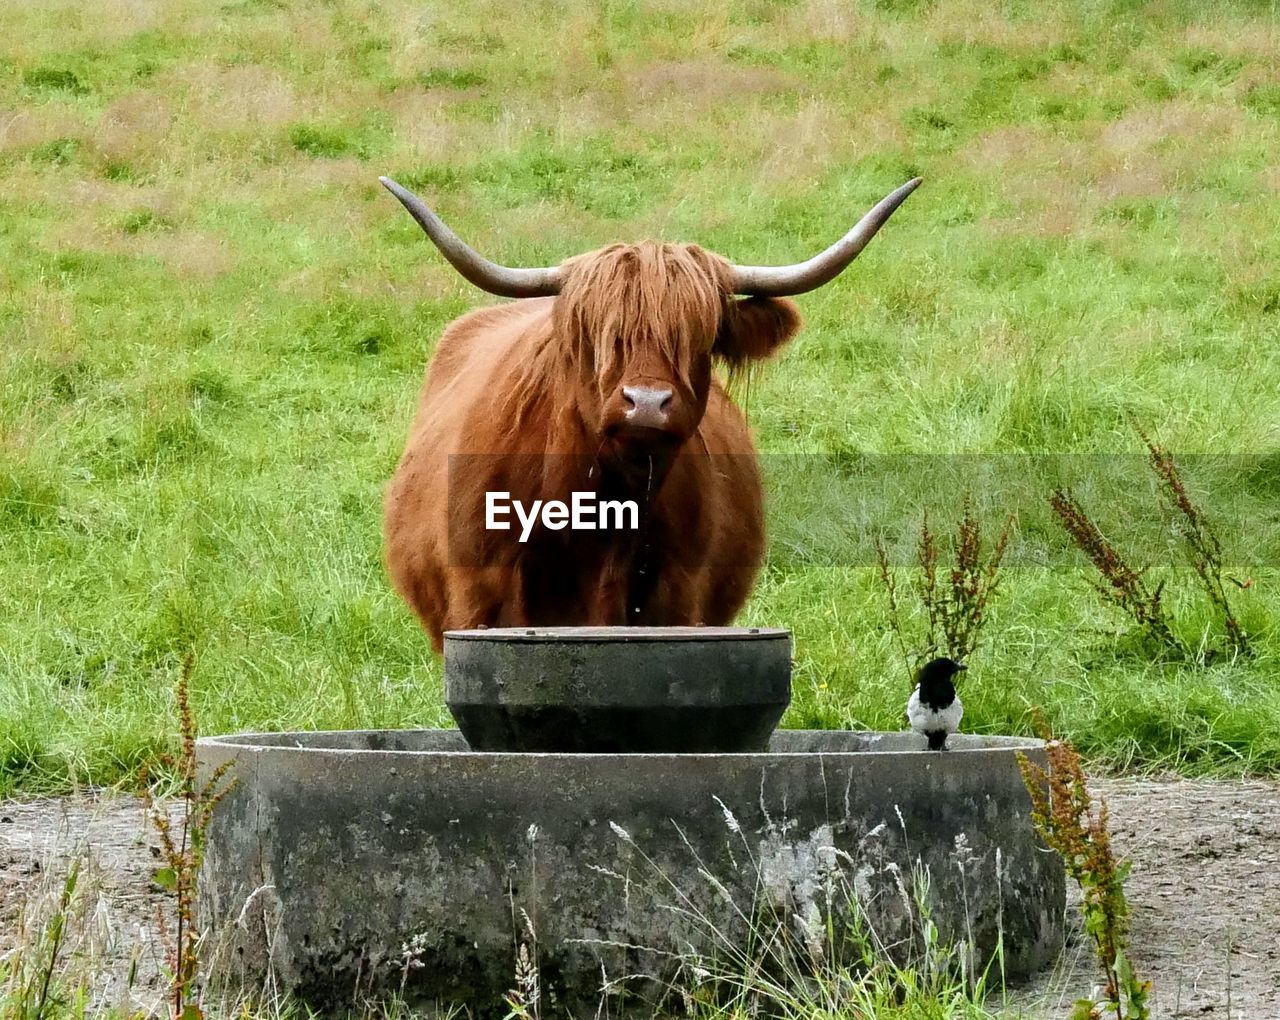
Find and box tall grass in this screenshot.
[4,0,1280,787]
[590,807,1010,1020]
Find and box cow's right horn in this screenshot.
[380,177,563,298]
[728,177,922,297]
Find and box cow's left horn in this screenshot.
[727,178,922,297]
[380,177,562,298]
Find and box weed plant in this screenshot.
[876,496,1013,674]
[1049,423,1253,664]
[1134,424,1249,659]
[141,655,236,1020]
[1047,488,1182,658]
[1018,715,1151,1020]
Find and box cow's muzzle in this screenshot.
[622,386,674,431]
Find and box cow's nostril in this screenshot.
[621,386,674,427]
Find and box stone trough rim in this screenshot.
[443,625,790,643]
[196,725,1066,1003]
[195,727,1048,759]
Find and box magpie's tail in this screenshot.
[926,731,948,751]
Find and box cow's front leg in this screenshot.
[635,564,702,626]
[587,564,631,626]
[442,566,528,637]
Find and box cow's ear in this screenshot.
[714,297,801,368]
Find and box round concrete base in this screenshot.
[197,730,1064,1015]
[445,626,793,752]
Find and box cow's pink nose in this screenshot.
[622,386,673,429]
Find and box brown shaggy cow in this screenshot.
[380,176,920,650]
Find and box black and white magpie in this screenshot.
[906,657,966,751]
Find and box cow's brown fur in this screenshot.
[384,242,801,650]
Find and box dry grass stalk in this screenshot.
[1048,488,1182,656]
[1133,422,1249,657]
[1017,713,1151,1020]
[142,654,236,1020]
[504,942,540,1020]
[1,860,84,1020]
[876,495,1014,671]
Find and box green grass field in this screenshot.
[4,0,1280,793]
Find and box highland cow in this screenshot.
[380,175,919,649]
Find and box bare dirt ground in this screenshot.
[2,777,1278,1018]
[0,795,176,1014]
[1011,777,1280,1019]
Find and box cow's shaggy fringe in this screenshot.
[496,242,798,435]
[560,243,728,397]
[490,243,730,436]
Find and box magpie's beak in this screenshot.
[956,663,968,671]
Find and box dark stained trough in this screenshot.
[445,626,792,752]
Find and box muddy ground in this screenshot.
[2,777,1278,1017]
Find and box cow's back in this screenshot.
[412,298,554,433]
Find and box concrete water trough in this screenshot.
[197,628,1065,1014]
[445,626,793,752]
